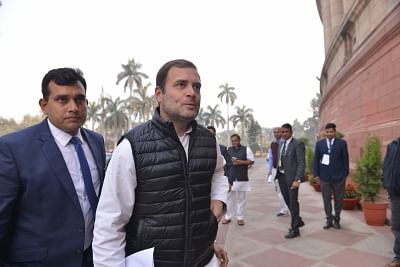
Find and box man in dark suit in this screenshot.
[276,123,306,238]
[0,68,105,267]
[313,123,349,229]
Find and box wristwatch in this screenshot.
[297,179,302,184]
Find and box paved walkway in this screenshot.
[216,158,394,267]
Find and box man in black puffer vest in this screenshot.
[93,59,229,267]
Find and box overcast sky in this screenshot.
[0,0,325,129]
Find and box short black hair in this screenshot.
[281,123,292,131]
[156,59,198,92]
[325,122,336,130]
[41,68,86,100]
[231,133,241,140]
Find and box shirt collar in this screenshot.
[47,120,83,147]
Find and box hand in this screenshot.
[214,243,229,267]
[210,200,224,223]
[291,180,300,189]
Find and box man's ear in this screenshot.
[39,98,47,114]
[155,86,162,104]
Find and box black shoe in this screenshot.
[298,220,305,228]
[323,220,333,229]
[285,229,300,239]
[332,219,341,229]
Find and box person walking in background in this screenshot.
[222,134,255,226]
[276,123,305,238]
[383,137,400,267]
[313,123,349,230]
[267,127,289,217]
[0,68,106,267]
[93,59,228,267]
[207,125,234,186]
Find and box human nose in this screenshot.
[67,99,79,111]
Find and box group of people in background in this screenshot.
[266,122,400,267]
[0,58,399,267]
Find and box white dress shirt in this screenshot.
[48,121,100,249]
[93,130,228,267]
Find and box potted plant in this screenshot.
[352,135,387,226]
[342,183,360,210]
[309,175,321,192]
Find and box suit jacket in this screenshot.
[0,119,105,267]
[278,138,305,184]
[313,138,349,182]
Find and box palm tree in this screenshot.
[203,104,226,128]
[218,83,237,144]
[116,57,149,96]
[104,97,129,148]
[230,105,254,141]
[196,107,208,126]
[86,101,102,130]
[133,83,156,122]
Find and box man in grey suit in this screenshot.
[276,123,306,238]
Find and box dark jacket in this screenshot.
[313,138,349,182]
[0,119,105,267]
[228,145,249,182]
[278,138,305,184]
[123,109,218,267]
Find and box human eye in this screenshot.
[75,95,86,104]
[193,82,201,91]
[55,96,68,103]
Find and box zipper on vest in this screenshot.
[182,143,190,267]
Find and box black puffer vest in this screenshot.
[124,109,218,267]
[228,145,249,181]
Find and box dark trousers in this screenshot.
[391,195,400,261]
[320,179,345,220]
[278,174,302,230]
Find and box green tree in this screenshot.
[218,83,236,143]
[353,135,383,202]
[231,105,254,141]
[203,104,226,128]
[104,97,129,148]
[116,58,149,96]
[133,83,156,122]
[87,101,102,130]
[247,119,261,153]
[196,107,208,126]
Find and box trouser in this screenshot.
[278,174,302,230]
[320,179,345,220]
[272,168,288,213]
[390,195,400,261]
[225,190,247,220]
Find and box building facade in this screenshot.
[316,0,400,173]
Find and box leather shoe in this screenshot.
[323,220,333,229]
[276,212,289,217]
[222,219,231,224]
[285,229,300,239]
[332,219,341,229]
[385,260,400,267]
[237,219,245,226]
[298,220,305,228]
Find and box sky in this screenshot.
[0,0,325,129]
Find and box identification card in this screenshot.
[322,154,330,165]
